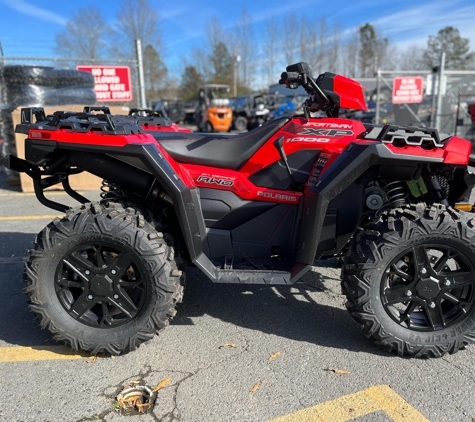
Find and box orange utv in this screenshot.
[195,84,233,132]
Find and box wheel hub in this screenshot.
[89,274,114,297]
[415,277,441,300]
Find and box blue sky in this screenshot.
[1,0,474,75]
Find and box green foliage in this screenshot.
[424,26,475,70]
[180,66,205,101]
[209,42,233,85]
[358,23,387,77]
[143,44,168,100]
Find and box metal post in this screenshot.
[435,51,446,131]
[430,69,437,127]
[0,40,4,66]
[233,54,240,97]
[375,69,381,124]
[135,38,147,109]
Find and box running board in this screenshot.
[216,269,291,285]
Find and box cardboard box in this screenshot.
[12,105,130,192]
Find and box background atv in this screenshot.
[3,62,475,359]
[232,93,279,131]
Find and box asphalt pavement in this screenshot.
[1,171,475,422]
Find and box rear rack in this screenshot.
[364,124,449,149]
[15,107,173,135]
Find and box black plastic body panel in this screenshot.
[199,188,275,229]
[249,149,320,190]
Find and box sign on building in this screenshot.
[76,65,133,102]
[392,77,423,104]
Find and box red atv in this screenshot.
[3,62,475,358]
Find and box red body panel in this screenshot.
[27,117,473,205]
[333,75,368,111]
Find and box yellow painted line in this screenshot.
[0,346,86,362]
[0,215,61,221]
[269,385,429,422]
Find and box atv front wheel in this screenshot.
[234,116,247,131]
[24,202,184,355]
[342,205,475,358]
[205,121,214,133]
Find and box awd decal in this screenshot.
[257,191,298,202]
[197,175,235,186]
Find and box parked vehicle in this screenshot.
[232,93,287,130]
[194,84,232,132]
[4,62,475,359]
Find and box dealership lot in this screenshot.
[1,173,475,422]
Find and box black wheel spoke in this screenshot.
[94,245,106,268]
[99,303,113,327]
[434,251,450,274]
[421,301,445,330]
[413,245,432,275]
[110,252,133,277]
[399,300,418,326]
[389,264,412,281]
[67,252,94,274]
[442,292,470,313]
[112,290,138,317]
[118,280,145,290]
[70,291,96,317]
[449,271,475,288]
[56,279,85,290]
[384,283,415,304]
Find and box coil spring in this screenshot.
[100,180,122,200]
[385,181,407,207]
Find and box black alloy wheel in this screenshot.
[342,205,475,358]
[55,242,147,328]
[382,244,475,331]
[24,202,184,355]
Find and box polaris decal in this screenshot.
[197,175,234,186]
[257,191,298,202]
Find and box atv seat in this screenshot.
[153,118,289,170]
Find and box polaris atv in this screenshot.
[3,63,475,358]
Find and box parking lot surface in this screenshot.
[1,172,475,422]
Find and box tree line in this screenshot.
[54,0,475,103]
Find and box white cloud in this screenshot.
[2,0,67,26]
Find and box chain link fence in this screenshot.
[372,69,475,143]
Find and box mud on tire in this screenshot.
[24,202,185,355]
[342,204,475,358]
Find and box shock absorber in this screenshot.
[385,181,407,207]
[428,173,449,206]
[100,180,123,200]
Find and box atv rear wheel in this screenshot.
[342,205,475,358]
[24,202,184,355]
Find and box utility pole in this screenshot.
[135,38,147,108]
[434,51,446,132]
[233,53,241,97]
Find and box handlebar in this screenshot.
[278,62,335,117]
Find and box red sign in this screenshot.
[76,65,133,102]
[392,77,423,104]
